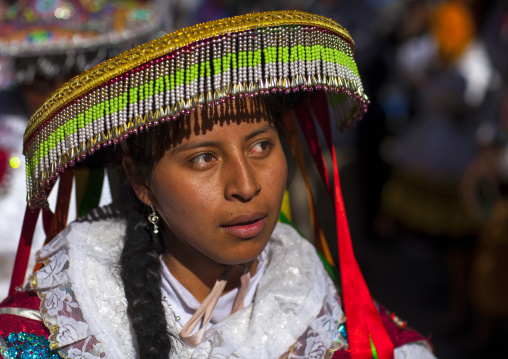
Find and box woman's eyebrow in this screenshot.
[244,124,275,141]
[172,124,275,154]
[172,140,219,154]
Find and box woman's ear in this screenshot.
[122,155,153,206]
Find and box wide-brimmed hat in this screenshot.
[24,10,368,206]
[19,10,394,359]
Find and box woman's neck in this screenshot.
[161,251,258,303]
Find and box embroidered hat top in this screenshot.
[0,0,160,87]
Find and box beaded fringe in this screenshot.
[25,25,367,208]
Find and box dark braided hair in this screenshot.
[118,95,289,358]
[120,207,171,358]
[118,115,185,358]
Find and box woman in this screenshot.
[0,11,435,359]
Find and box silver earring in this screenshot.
[148,206,160,234]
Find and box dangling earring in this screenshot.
[148,206,160,234]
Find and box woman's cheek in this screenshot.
[267,159,288,192]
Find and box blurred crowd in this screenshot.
[1,0,507,358]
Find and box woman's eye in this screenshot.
[189,153,215,165]
[250,141,272,156]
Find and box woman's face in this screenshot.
[134,99,287,270]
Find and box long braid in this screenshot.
[120,206,172,358]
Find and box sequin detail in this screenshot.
[0,332,61,359]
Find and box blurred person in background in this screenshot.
[0,0,161,298]
[460,0,508,356]
[377,0,502,357]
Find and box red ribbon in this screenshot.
[33,169,74,273]
[46,169,73,243]
[294,92,394,359]
[8,206,40,296]
[294,99,331,194]
[331,144,393,359]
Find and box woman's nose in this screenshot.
[224,156,261,202]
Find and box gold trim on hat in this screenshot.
[24,11,352,146]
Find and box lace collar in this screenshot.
[30,206,346,358]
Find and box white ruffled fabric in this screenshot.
[29,206,436,359]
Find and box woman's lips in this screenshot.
[221,215,266,238]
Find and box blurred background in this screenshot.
[1,0,507,358]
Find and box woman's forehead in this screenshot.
[194,97,271,132]
[168,97,275,147]
[169,121,276,157]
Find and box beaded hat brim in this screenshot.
[23,10,368,208]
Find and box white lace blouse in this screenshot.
[29,206,436,359]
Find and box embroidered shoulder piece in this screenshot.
[0,291,62,358]
[28,205,135,359]
[281,295,349,359]
[329,307,435,359]
[0,331,62,359]
[28,223,106,358]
